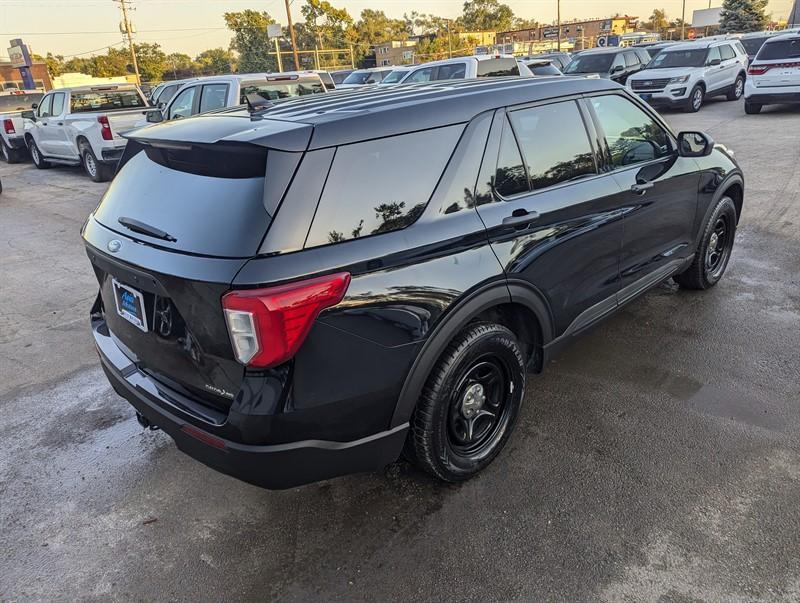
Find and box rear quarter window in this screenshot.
[304,125,464,248]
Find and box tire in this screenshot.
[744,102,762,114]
[674,196,737,290]
[407,322,526,482]
[81,144,112,182]
[27,138,50,169]
[727,75,744,101]
[684,85,704,113]
[1,139,23,164]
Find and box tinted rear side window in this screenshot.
[305,125,464,248]
[477,58,520,77]
[508,101,596,190]
[758,37,800,60]
[719,44,736,60]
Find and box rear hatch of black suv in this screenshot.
[83,113,310,411]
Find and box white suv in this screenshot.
[744,32,800,114]
[627,39,749,112]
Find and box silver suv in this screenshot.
[627,39,749,112]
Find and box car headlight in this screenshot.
[669,75,690,84]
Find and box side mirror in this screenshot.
[677,131,714,157]
[612,64,624,73]
[707,58,721,66]
[146,110,164,124]
[31,102,38,109]
[21,110,36,121]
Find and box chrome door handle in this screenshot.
[631,182,654,195]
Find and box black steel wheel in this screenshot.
[408,322,526,482]
[674,196,738,290]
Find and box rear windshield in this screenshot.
[0,92,43,112]
[94,147,269,258]
[240,79,325,102]
[526,62,562,76]
[70,89,146,113]
[564,53,614,73]
[742,36,769,55]
[648,49,708,69]
[316,72,335,89]
[331,71,352,84]
[476,58,520,77]
[757,37,800,60]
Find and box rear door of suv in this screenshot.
[472,98,624,337]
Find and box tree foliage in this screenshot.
[461,0,514,31]
[223,9,278,73]
[719,0,769,32]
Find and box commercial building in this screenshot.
[373,31,497,66]
[0,58,52,90]
[497,16,638,50]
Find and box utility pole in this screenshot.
[681,0,687,40]
[114,0,140,84]
[446,20,453,58]
[284,0,300,71]
[557,0,562,52]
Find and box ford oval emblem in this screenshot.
[107,239,122,253]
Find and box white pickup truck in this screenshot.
[0,90,44,163]
[23,84,157,182]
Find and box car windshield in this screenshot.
[564,53,614,73]
[70,89,146,113]
[648,48,708,69]
[381,69,408,84]
[240,79,325,102]
[742,36,769,55]
[757,37,800,60]
[0,92,43,112]
[342,70,372,84]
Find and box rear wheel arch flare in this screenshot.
[390,280,553,428]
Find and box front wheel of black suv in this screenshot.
[408,322,526,482]
[674,196,737,290]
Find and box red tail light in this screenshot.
[749,62,800,76]
[222,272,351,368]
[3,119,14,135]
[97,115,113,141]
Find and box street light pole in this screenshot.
[681,0,687,40]
[557,0,562,52]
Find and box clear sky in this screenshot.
[0,0,795,60]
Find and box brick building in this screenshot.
[0,59,52,91]
[497,16,637,49]
[374,31,498,66]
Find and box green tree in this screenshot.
[719,0,768,32]
[461,0,514,32]
[224,9,278,73]
[513,17,539,30]
[648,9,669,34]
[196,48,235,75]
[351,9,410,65]
[134,42,167,81]
[301,0,353,47]
[164,52,197,79]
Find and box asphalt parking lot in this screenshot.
[1,98,799,602]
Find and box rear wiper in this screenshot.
[118,216,177,242]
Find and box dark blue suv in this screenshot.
[83,77,744,488]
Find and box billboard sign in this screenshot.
[8,44,30,68]
[543,27,559,39]
[267,24,282,39]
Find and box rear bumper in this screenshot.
[93,317,408,489]
[745,92,800,105]
[100,147,125,163]
[6,136,26,150]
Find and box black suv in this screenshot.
[83,78,744,488]
[563,47,653,84]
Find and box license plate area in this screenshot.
[112,278,148,332]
